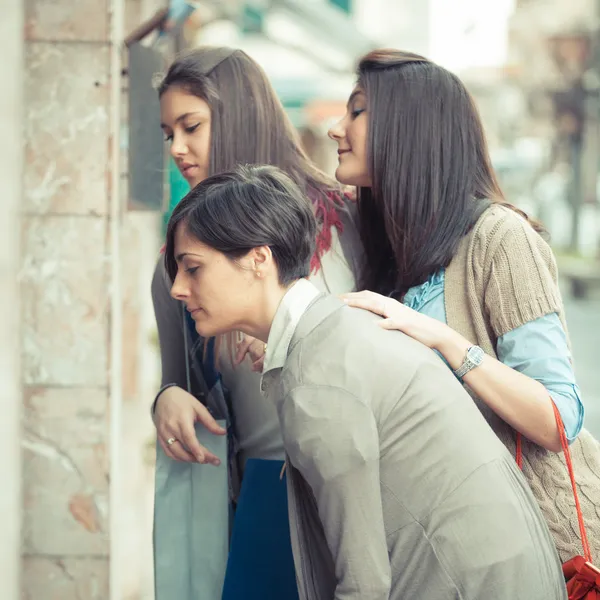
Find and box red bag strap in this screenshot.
[515,402,592,562]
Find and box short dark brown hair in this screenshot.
[164,165,317,286]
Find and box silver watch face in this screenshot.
[467,345,485,366]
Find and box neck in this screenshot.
[241,279,299,343]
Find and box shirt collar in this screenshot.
[262,279,320,377]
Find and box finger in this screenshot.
[169,440,197,462]
[194,402,227,435]
[176,419,208,463]
[341,290,383,304]
[157,436,176,460]
[339,291,371,301]
[201,448,221,467]
[248,340,266,363]
[251,356,265,372]
[158,421,196,461]
[178,423,207,463]
[180,423,221,466]
[234,337,253,365]
[159,434,195,462]
[342,296,386,316]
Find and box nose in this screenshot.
[170,269,190,302]
[169,132,188,160]
[328,116,346,142]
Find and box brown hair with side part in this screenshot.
[158,47,344,272]
[157,47,346,362]
[355,49,543,298]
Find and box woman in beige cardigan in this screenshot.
[333,49,600,563]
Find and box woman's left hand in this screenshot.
[341,290,454,350]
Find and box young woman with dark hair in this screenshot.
[331,49,600,563]
[164,164,567,600]
[152,47,361,598]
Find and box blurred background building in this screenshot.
[2,0,599,598]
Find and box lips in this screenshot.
[179,163,198,176]
[337,149,350,157]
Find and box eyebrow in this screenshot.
[175,252,204,261]
[346,90,364,108]
[160,112,205,130]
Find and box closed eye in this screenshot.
[185,266,199,275]
[162,123,199,142]
[351,108,365,119]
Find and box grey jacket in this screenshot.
[262,285,567,600]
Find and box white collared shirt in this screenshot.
[260,279,321,398]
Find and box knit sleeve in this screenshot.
[481,210,563,338]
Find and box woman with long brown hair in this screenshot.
[333,49,600,564]
[151,47,361,598]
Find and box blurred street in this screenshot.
[563,285,600,439]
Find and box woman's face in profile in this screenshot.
[160,87,211,188]
[328,87,371,188]
[169,224,261,339]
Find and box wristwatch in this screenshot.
[453,345,485,379]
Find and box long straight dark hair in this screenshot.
[157,47,344,362]
[356,49,537,297]
[158,47,344,272]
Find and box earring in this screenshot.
[256,271,262,278]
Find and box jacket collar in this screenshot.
[288,294,344,357]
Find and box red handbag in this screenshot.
[516,403,600,599]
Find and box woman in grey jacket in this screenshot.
[163,163,567,600]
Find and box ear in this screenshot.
[249,245,273,277]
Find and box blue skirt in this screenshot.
[222,459,299,600]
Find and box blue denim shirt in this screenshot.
[403,270,584,442]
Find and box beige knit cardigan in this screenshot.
[445,203,600,562]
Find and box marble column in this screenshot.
[20,1,171,596]
[21,0,116,597]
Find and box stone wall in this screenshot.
[0,1,24,599]
[22,1,113,596]
[18,0,164,597]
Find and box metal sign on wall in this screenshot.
[128,42,165,210]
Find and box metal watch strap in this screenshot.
[453,345,484,379]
